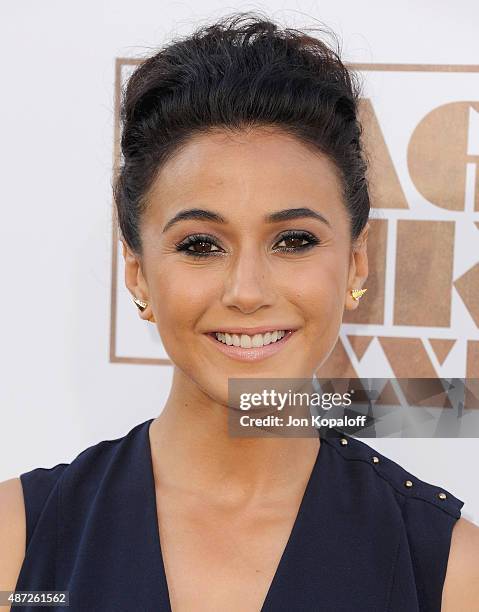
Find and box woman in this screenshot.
[2,11,478,612]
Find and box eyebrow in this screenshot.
[162,207,331,233]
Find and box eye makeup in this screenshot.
[174,230,321,259]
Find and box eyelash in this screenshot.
[174,231,320,259]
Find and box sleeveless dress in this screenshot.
[14,417,464,611]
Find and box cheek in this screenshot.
[286,251,348,320]
[150,266,216,338]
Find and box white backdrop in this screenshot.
[1,0,478,524]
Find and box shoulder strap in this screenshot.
[20,464,69,551]
[400,495,460,611]
[324,430,464,610]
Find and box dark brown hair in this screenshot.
[113,11,370,257]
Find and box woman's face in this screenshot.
[123,127,368,403]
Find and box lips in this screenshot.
[204,328,297,362]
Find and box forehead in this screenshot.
[143,126,347,225]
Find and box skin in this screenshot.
[119,126,479,611]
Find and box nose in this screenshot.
[221,247,276,314]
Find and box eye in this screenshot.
[273,230,320,252]
[175,234,223,258]
[175,230,320,259]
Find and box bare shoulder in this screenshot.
[442,517,479,611]
[0,477,26,594]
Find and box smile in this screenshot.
[204,329,297,362]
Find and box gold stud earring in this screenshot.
[132,297,148,311]
[132,296,156,323]
[351,288,367,301]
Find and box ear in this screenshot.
[121,239,156,323]
[344,222,369,311]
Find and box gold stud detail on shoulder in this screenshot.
[404,480,413,488]
[339,438,348,446]
[372,455,380,464]
[437,492,447,500]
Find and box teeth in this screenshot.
[214,330,287,347]
[241,335,252,348]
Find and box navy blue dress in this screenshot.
[14,418,464,611]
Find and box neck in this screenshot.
[148,366,321,507]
